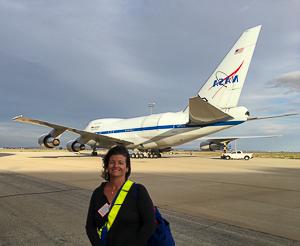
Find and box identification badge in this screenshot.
[98,203,110,217]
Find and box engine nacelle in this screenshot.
[38,134,61,148]
[159,147,173,153]
[200,143,223,151]
[67,140,85,152]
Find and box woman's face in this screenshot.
[108,154,127,179]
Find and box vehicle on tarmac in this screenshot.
[221,150,253,160]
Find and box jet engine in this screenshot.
[38,134,61,148]
[67,140,85,152]
[159,147,173,152]
[200,142,223,151]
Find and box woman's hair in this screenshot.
[102,145,131,181]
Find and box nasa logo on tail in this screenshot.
[212,61,244,87]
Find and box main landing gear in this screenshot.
[130,150,162,159]
[91,148,98,156]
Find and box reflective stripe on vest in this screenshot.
[97,179,134,239]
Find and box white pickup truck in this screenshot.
[221,150,253,160]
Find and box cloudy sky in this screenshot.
[0,0,299,151]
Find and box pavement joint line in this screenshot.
[0,170,94,191]
[162,210,219,227]
[0,188,84,199]
[159,207,222,225]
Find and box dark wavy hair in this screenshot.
[102,145,131,181]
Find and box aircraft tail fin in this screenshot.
[197,25,261,109]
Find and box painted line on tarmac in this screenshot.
[0,188,84,199]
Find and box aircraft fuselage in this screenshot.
[85,108,247,150]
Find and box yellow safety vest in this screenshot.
[97,179,134,239]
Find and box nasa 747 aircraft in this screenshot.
[13,25,296,157]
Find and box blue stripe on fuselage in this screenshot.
[95,121,244,135]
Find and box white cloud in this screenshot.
[272,71,300,92]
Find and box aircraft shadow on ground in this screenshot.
[29,154,106,159]
[28,154,199,159]
[210,157,231,160]
[0,153,15,157]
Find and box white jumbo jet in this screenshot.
[13,25,296,157]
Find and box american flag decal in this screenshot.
[234,47,244,54]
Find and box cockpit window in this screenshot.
[245,111,250,116]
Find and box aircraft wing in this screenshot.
[200,135,280,151]
[12,115,133,147]
[188,96,233,125]
[201,135,280,144]
[247,113,298,121]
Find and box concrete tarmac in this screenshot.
[0,151,300,245]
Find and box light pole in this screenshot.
[148,102,156,115]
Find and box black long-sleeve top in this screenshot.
[86,182,156,246]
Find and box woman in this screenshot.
[86,145,156,246]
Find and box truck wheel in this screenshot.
[244,156,250,160]
[225,156,230,160]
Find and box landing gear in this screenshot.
[91,148,98,156]
[130,150,162,159]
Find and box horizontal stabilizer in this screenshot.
[200,135,280,151]
[247,113,298,121]
[201,135,280,143]
[188,96,233,125]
